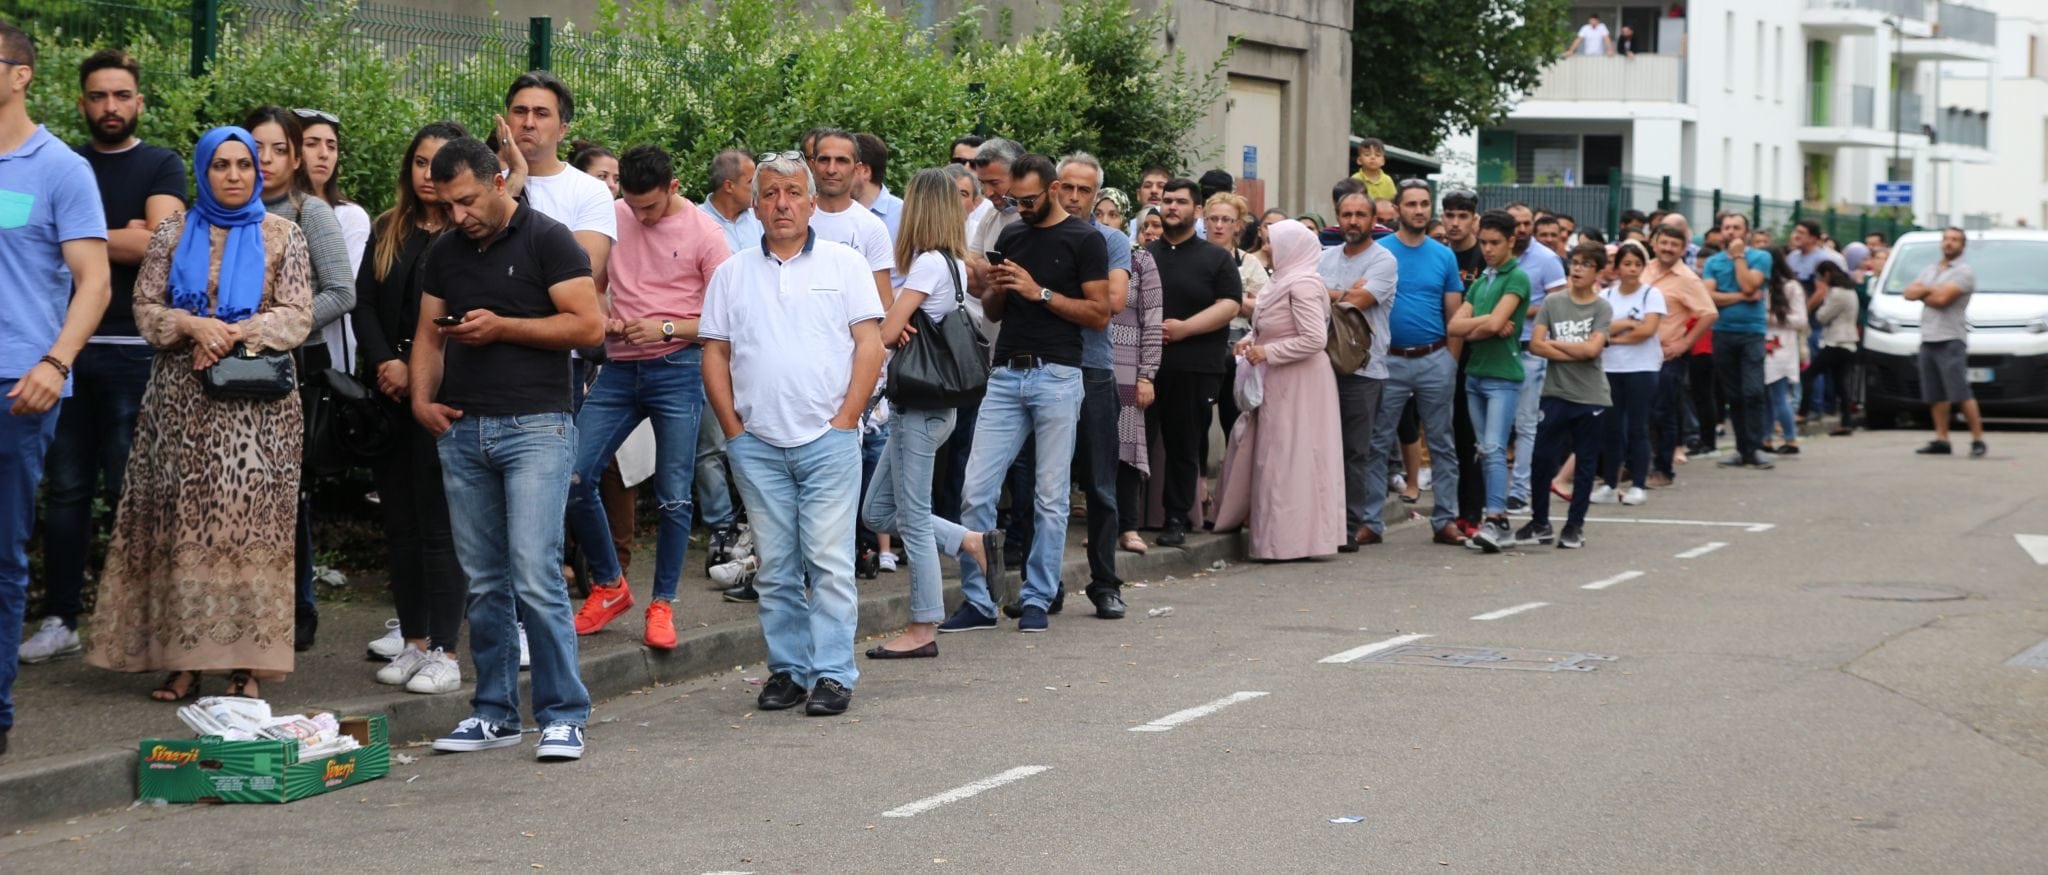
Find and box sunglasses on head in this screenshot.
[0,56,27,67]
[1397,178,1433,191]
[292,108,340,127]
[756,150,803,163]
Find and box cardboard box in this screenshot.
[137,714,390,804]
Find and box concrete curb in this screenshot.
[1,529,1253,830]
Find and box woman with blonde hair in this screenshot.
[862,168,998,660]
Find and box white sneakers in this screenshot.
[877,552,899,573]
[406,649,461,694]
[1588,484,1618,505]
[377,645,462,694]
[367,618,404,660]
[1586,484,1648,505]
[19,617,81,663]
[1620,486,1648,506]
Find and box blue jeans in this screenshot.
[439,413,590,728]
[1510,352,1548,503]
[40,343,153,624]
[1464,374,1522,518]
[727,427,863,688]
[862,407,955,624]
[858,422,888,553]
[566,349,704,600]
[1361,349,1460,534]
[1767,377,1798,445]
[695,413,735,529]
[1713,332,1769,459]
[935,363,1083,615]
[1602,371,1657,489]
[1,403,61,730]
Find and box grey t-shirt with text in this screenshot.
[1536,291,1613,406]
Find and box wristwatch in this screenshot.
[1038,287,1053,303]
[661,320,676,341]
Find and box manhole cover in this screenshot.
[1804,583,1967,602]
[2007,639,2048,669]
[1357,644,1617,672]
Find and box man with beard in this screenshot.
[1318,192,1397,551]
[19,49,184,664]
[1142,178,1243,548]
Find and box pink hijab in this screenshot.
[1264,217,1323,310]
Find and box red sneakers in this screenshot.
[573,579,634,635]
[643,601,676,650]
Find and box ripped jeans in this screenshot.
[565,347,704,601]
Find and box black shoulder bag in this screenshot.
[885,252,990,410]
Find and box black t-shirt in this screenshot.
[991,214,1109,368]
[1451,241,1485,288]
[1144,234,1244,374]
[422,203,592,415]
[76,142,186,338]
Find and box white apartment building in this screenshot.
[1447,1,1997,225]
[1943,0,2047,228]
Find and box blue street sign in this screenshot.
[1243,146,1257,181]
[1875,181,1913,205]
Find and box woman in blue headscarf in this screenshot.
[86,127,314,702]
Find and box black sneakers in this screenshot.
[757,672,807,711]
[1515,521,1554,545]
[1557,525,1585,549]
[1916,440,1953,455]
[806,679,851,716]
[1971,440,1988,457]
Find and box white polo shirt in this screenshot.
[700,232,884,449]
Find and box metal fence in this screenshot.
[1481,172,1918,244]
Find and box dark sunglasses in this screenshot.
[292,107,340,127]
[1012,191,1046,209]
[949,157,973,165]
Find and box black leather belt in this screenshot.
[1004,354,1049,370]
[1386,339,1447,359]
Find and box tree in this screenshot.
[1350,0,1571,152]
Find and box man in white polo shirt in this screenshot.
[701,154,884,717]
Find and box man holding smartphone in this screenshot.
[935,154,1111,635]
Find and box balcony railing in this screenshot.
[1894,91,1925,134]
[1527,54,1684,103]
[1852,85,1876,128]
[1937,106,1989,148]
[1937,2,1997,46]
[1804,0,1928,19]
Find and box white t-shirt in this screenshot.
[523,165,618,241]
[1598,283,1668,373]
[900,250,967,324]
[964,199,993,247]
[1578,23,1611,56]
[699,237,885,449]
[809,201,893,275]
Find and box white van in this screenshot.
[1862,229,2048,424]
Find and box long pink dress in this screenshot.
[1210,221,1344,559]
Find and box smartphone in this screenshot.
[985,250,1006,266]
[434,314,463,327]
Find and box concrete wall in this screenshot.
[374,0,1351,215]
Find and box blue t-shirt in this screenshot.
[1515,244,1566,342]
[1082,221,1133,370]
[1383,234,1464,348]
[1702,248,1773,335]
[0,126,107,392]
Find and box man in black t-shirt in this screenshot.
[934,154,1110,635]
[23,50,185,663]
[1143,178,1244,546]
[1439,189,1487,538]
[409,138,606,762]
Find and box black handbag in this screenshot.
[305,367,395,474]
[199,343,296,401]
[885,252,989,410]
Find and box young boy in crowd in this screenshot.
[1351,138,1395,204]
[1519,244,1613,550]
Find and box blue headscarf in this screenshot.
[170,127,269,324]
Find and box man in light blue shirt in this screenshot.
[854,132,903,240]
[1506,203,1567,507]
[699,149,763,253]
[693,149,760,549]
[0,24,113,755]
[1702,211,1775,469]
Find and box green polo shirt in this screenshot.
[1463,259,1529,382]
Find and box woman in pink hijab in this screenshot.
[1210,219,1345,559]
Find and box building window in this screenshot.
[1514,133,1578,185]
[1754,21,1766,98]
[1774,27,1785,102]
[1771,146,1782,197]
[1725,13,1736,92]
[1752,143,1763,193]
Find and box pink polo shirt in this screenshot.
[605,198,732,361]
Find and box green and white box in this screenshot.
[137,714,390,804]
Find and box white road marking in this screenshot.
[1320,633,1433,664]
[1582,570,1646,591]
[2015,534,2048,566]
[702,871,757,874]
[1675,541,1729,559]
[1510,514,1774,533]
[882,766,1051,818]
[1129,691,1270,732]
[1470,602,1551,621]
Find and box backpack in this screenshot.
[1326,301,1373,375]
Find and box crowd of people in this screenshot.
[0,20,1927,762]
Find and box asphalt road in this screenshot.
[5,427,2047,873]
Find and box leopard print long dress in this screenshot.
[85,213,313,679]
